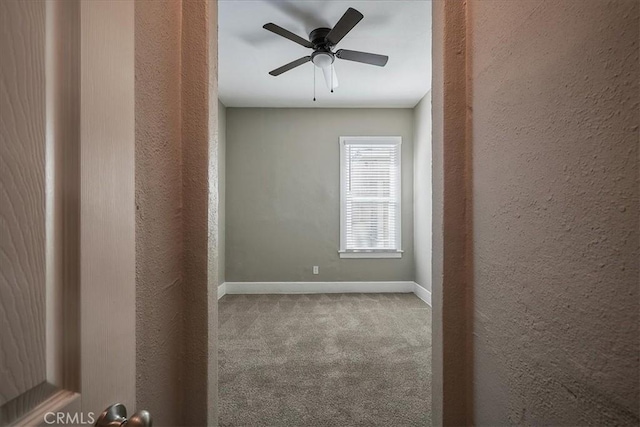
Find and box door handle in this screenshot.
[95,403,152,427]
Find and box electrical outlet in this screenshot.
[312,266,319,275]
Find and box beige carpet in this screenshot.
[218,293,432,426]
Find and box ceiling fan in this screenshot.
[263,7,389,94]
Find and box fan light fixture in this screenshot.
[312,52,339,90]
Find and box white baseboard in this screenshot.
[217,282,226,300]
[218,281,432,307]
[413,282,432,306]
[221,281,414,295]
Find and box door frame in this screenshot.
[208,1,472,426]
[6,0,476,424]
[430,0,473,425]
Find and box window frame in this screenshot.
[339,136,403,259]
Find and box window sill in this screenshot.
[338,251,403,259]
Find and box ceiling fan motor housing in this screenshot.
[309,27,333,48]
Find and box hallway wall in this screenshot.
[135,2,183,424]
[468,0,639,424]
[413,92,432,292]
[225,108,415,282]
[135,1,218,424]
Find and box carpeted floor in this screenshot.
[218,293,432,426]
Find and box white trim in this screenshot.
[338,251,402,259]
[396,139,402,251]
[339,136,403,145]
[339,136,402,254]
[413,282,432,307]
[340,137,346,250]
[223,281,415,294]
[218,281,431,307]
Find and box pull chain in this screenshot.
[313,65,316,102]
[331,63,334,93]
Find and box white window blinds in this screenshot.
[340,137,402,256]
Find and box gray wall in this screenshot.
[225,108,414,282]
[413,92,432,292]
[218,100,226,284]
[469,0,639,425]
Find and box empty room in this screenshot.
[217,1,433,425]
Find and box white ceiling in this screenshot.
[218,1,432,108]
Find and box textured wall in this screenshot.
[225,108,415,282]
[469,0,639,425]
[181,0,215,424]
[413,92,432,292]
[135,1,217,424]
[218,100,226,285]
[431,1,471,424]
[135,1,183,424]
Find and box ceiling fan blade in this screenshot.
[326,8,364,45]
[321,65,339,90]
[336,49,389,67]
[269,56,311,76]
[263,23,313,48]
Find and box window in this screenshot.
[339,136,402,258]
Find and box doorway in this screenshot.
[216,1,433,425]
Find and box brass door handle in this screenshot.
[95,403,152,427]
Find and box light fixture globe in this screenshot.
[311,51,334,69]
